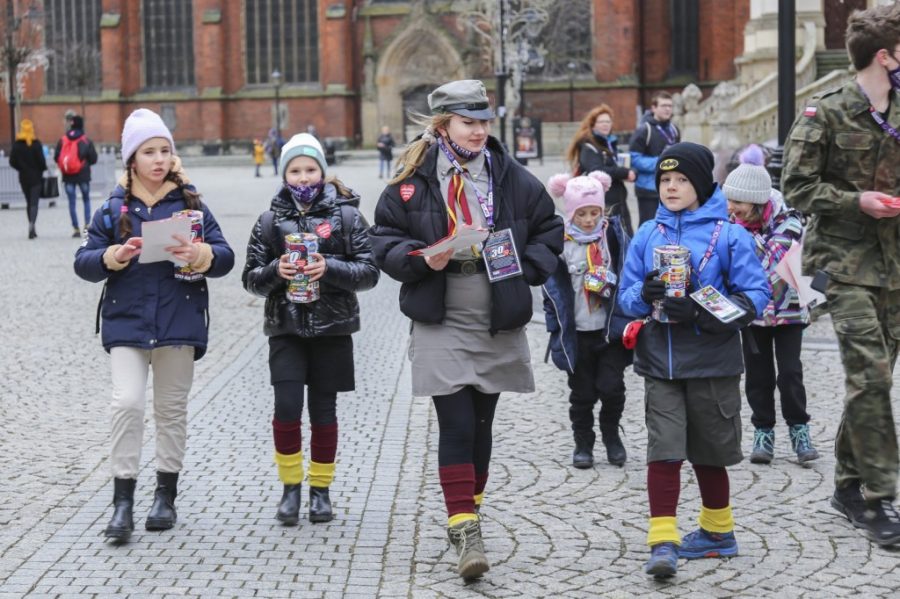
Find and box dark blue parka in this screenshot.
[74,181,234,360]
[617,187,770,380]
[542,215,633,374]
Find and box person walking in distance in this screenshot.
[543,170,632,469]
[8,119,47,239]
[242,133,379,526]
[55,114,98,237]
[782,4,900,547]
[566,105,637,236]
[253,138,265,178]
[629,92,680,227]
[74,108,235,542]
[376,125,396,179]
[369,79,563,581]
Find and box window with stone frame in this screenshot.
[245,0,319,85]
[669,0,698,77]
[527,0,592,80]
[142,0,195,89]
[43,0,103,94]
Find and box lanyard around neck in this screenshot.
[437,137,495,228]
[857,83,900,144]
[656,219,724,275]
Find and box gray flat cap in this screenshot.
[428,80,495,120]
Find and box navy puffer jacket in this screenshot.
[74,184,235,360]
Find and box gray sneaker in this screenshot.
[447,519,490,580]
[750,428,774,464]
[788,424,820,463]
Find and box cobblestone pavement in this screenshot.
[0,156,898,598]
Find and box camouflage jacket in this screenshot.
[782,80,900,289]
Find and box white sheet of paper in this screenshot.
[773,242,826,308]
[138,216,192,265]
[410,226,489,258]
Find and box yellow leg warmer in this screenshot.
[698,505,734,534]
[448,513,478,528]
[274,451,304,485]
[474,492,484,507]
[647,516,681,546]
[308,460,336,488]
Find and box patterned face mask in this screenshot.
[446,135,483,161]
[888,65,900,92]
[285,180,324,205]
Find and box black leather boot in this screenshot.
[276,484,302,525]
[309,487,334,523]
[572,431,595,469]
[145,471,178,531]
[104,478,136,541]
[601,423,627,467]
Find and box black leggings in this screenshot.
[432,387,499,471]
[20,182,40,225]
[274,382,336,425]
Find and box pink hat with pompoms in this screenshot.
[547,171,613,222]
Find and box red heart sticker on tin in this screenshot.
[316,222,332,239]
[400,184,415,202]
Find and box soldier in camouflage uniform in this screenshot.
[782,4,900,547]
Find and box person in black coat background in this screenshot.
[566,104,636,236]
[9,119,47,239]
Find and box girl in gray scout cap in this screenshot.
[723,145,819,467]
[617,141,770,578]
[242,132,379,527]
[369,79,563,581]
[75,108,235,542]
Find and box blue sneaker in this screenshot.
[750,428,774,464]
[789,424,820,463]
[679,528,738,559]
[645,542,678,578]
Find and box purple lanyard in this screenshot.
[655,219,724,275]
[656,124,676,146]
[436,137,495,228]
[857,83,900,144]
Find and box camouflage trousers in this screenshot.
[826,281,900,499]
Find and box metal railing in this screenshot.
[0,147,118,209]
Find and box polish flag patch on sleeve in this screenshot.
[803,105,817,117]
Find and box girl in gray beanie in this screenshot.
[723,145,819,466]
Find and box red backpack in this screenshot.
[57,135,86,176]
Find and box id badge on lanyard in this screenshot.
[482,228,523,282]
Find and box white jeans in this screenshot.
[109,346,194,479]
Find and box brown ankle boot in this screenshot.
[447,519,490,580]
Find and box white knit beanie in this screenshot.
[120,108,175,166]
[722,163,772,205]
[279,133,327,178]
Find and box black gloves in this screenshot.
[662,296,697,322]
[641,269,667,303]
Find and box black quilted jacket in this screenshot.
[242,183,379,338]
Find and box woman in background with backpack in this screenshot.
[242,132,379,526]
[55,114,98,237]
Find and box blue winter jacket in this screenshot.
[74,184,235,359]
[542,215,633,374]
[617,187,770,380]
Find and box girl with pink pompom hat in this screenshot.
[542,170,634,470]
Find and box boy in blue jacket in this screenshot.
[617,142,770,578]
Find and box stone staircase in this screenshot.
[815,49,850,79]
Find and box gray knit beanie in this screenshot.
[723,163,772,204]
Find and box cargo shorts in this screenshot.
[644,375,744,466]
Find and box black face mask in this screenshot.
[445,135,483,161]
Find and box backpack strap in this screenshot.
[101,199,116,241]
[645,122,652,147]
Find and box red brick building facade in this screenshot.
[1,0,750,152]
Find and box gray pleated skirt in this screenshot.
[409,271,535,397]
